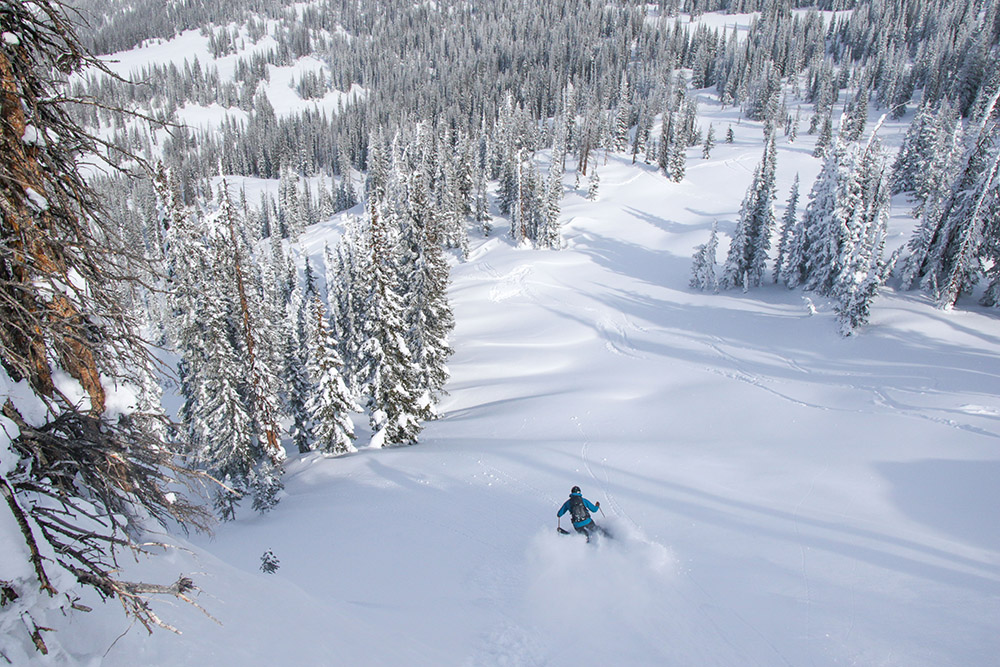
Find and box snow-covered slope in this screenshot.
[61,94,1000,666]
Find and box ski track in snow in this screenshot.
[571,413,796,666]
[573,413,632,528]
[595,311,648,358]
[485,263,535,303]
[703,336,1000,441]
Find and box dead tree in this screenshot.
[0,0,212,657]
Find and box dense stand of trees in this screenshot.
[685,0,999,334]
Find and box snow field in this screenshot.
[51,31,1000,665]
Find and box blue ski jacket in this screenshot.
[557,492,599,528]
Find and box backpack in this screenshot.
[569,495,590,524]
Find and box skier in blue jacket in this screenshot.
[557,486,609,541]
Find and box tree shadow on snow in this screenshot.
[876,459,1000,553]
[480,443,1000,595]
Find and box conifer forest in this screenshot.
[1,0,998,663]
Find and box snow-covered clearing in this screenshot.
[60,96,1000,666]
[97,25,365,133]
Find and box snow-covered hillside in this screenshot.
[55,91,1000,666]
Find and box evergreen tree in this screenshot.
[360,200,423,447]
[690,222,720,292]
[285,275,315,455]
[902,89,1000,307]
[186,183,285,517]
[890,102,936,196]
[539,169,563,250]
[702,124,715,159]
[612,73,632,153]
[195,268,256,520]
[307,295,359,455]
[667,112,687,182]
[834,139,892,334]
[657,108,673,174]
[631,107,651,165]
[260,549,280,573]
[329,217,367,393]
[840,86,870,143]
[812,113,833,158]
[221,184,285,509]
[587,167,600,201]
[720,134,777,290]
[894,100,963,217]
[801,137,861,295]
[402,159,455,410]
[773,174,801,284]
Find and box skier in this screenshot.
[557,486,609,542]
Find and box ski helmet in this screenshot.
[571,486,581,494]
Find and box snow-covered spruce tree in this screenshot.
[812,113,833,158]
[657,109,673,174]
[690,222,720,292]
[797,136,860,295]
[788,107,800,143]
[702,124,715,159]
[158,168,213,460]
[189,183,285,518]
[515,157,545,243]
[781,164,830,289]
[359,198,423,447]
[612,72,631,153]
[586,167,600,201]
[539,167,563,249]
[773,174,800,284]
[306,295,359,455]
[437,135,471,258]
[784,118,893,330]
[256,232,291,409]
[839,86,869,143]
[0,1,210,658]
[720,133,777,290]
[192,257,257,520]
[891,100,963,218]
[399,155,455,414]
[631,108,651,165]
[284,271,316,455]
[328,221,366,393]
[666,112,687,183]
[745,60,782,126]
[902,87,1000,308]
[889,102,936,197]
[834,137,892,334]
[473,150,492,236]
[279,166,306,241]
[336,153,359,212]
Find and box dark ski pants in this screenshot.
[574,521,608,542]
